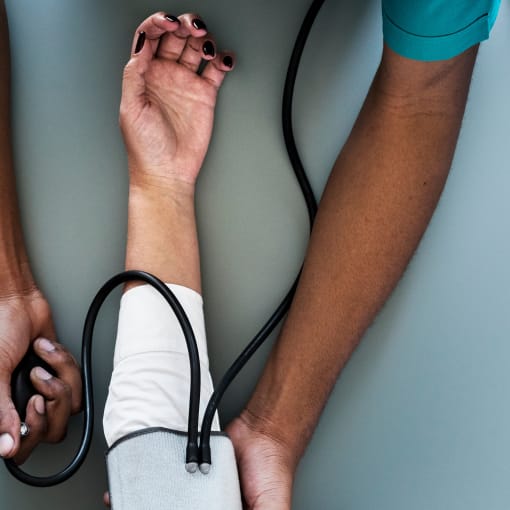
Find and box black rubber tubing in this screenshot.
[5,271,202,486]
[199,0,325,465]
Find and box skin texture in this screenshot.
[227,44,480,509]
[0,0,81,464]
[107,11,479,509]
[3,4,481,506]
[102,13,234,504]
[121,12,235,293]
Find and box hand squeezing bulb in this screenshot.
[11,347,56,423]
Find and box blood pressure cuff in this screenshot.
[106,428,243,510]
[103,283,220,447]
[382,0,501,61]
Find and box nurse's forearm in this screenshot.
[0,1,35,295]
[243,45,478,466]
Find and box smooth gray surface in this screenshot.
[2,0,510,508]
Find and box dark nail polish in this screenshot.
[164,14,179,23]
[203,41,215,57]
[223,55,233,68]
[134,31,146,54]
[192,18,207,31]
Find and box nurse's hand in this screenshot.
[227,415,294,510]
[102,416,295,510]
[120,12,235,190]
[0,289,82,464]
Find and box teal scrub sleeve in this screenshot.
[382,0,501,61]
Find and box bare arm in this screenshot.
[101,12,236,506]
[228,44,479,510]
[0,0,81,463]
[120,13,234,287]
[0,0,32,293]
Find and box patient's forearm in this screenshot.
[106,181,213,444]
[125,182,201,293]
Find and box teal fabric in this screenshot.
[382,0,502,61]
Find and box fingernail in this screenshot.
[223,55,233,68]
[34,395,46,415]
[192,18,207,31]
[0,433,14,457]
[164,14,179,23]
[35,366,52,380]
[134,31,146,54]
[203,41,215,57]
[37,338,56,352]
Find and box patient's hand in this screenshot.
[120,12,235,188]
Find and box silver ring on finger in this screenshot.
[20,422,30,438]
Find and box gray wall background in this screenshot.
[2,0,510,508]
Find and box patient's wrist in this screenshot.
[125,181,201,293]
[128,164,198,197]
[127,182,196,229]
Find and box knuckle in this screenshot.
[32,297,53,326]
[0,405,17,427]
[46,426,68,444]
[55,348,74,367]
[48,347,79,373]
[27,416,48,439]
[60,382,72,400]
[70,400,82,415]
[45,377,68,398]
[151,12,165,25]
[123,60,136,77]
[70,389,83,415]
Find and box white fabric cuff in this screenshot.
[103,283,220,447]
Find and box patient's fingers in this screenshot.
[122,29,153,112]
[201,52,236,89]
[131,11,181,56]
[122,12,235,111]
[157,13,208,61]
[178,35,216,72]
